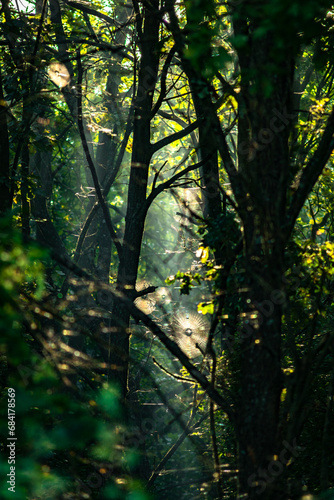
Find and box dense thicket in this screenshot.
[1,1,334,499]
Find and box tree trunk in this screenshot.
[234,19,294,497]
[166,1,221,221]
[238,253,284,499]
[109,0,160,398]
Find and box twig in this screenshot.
[152,357,197,384]
[147,406,209,488]
[151,44,177,117]
[144,155,211,212]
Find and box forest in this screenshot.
[1,0,334,499]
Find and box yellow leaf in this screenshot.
[200,247,209,263]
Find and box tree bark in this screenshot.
[233,12,294,498]
[166,0,221,220]
[109,0,160,397]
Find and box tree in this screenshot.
[2,1,334,499]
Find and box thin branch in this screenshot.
[151,44,177,117]
[47,247,235,420]
[72,203,99,262]
[152,161,167,191]
[76,51,123,259]
[150,119,199,154]
[152,357,196,383]
[147,411,209,488]
[31,0,48,59]
[62,0,116,25]
[216,71,240,101]
[165,0,243,208]
[144,155,210,212]
[72,63,135,263]
[133,285,158,299]
[157,109,193,127]
[286,106,334,237]
[132,0,143,40]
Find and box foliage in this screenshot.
[1,0,334,499]
[0,220,148,500]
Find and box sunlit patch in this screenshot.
[171,312,210,358]
[183,187,201,209]
[87,123,116,135]
[12,0,34,13]
[62,329,73,336]
[37,117,50,127]
[134,297,156,315]
[154,286,172,305]
[175,187,201,226]
[58,363,70,371]
[134,280,156,315]
[115,478,127,485]
[48,62,71,88]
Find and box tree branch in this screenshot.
[150,119,199,154]
[62,0,116,25]
[144,156,210,212]
[165,0,245,210]
[286,106,334,237]
[147,411,209,488]
[133,285,158,299]
[47,248,235,420]
[72,58,136,264]
[151,44,177,117]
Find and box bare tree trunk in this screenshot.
[166,1,221,220]
[234,16,294,496]
[190,85,221,221]
[109,0,160,397]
